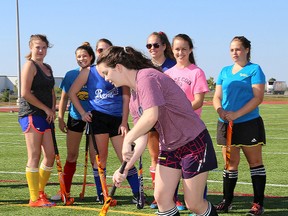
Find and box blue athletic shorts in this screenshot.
[158,129,218,179]
[18,115,51,133]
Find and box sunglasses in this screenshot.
[146,43,160,49]
[97,48,104,53]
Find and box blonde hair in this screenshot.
[25,34,52,60]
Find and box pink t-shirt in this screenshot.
[165,64,209,116]
[129,68,206,152]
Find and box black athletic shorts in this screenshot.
[217,116,266,147]
[90,110,127,137]
[67,114,86,132]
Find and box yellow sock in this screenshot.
[26,167,39,202]
[39,163,53,192]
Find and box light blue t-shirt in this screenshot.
[60,68,91,120]
[216,62,266,123]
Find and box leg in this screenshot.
[39,129,55,192]
[242,145,266,207]
[89,133,109,202]
[63,130,83,193]
[147,131,159,208]
[111,135,139,198]
[183,172,208,214]
[215,146,240,212]
[154,164,181,212]
[25,128,42,202]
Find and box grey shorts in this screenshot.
[217,116,266,146]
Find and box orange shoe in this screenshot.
[29,198,56,207]
[39,191,49,201]
[64,193,75,206]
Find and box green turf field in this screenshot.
[0,103,287,215]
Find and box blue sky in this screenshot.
[1,0,287,84]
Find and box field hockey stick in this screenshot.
[136,155,145,209]
[51,123,74,205]
[79,124,89,200]
[88,122,110,201]
[225,121,233,170]
[99,144,135,216]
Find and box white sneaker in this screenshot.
[50,191,61,201]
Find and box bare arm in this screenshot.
[225,84,264,121]
[118,86,130,136]
[192,92,205,111]
[68,68,91,122]
[58,90,69,133]
[213,85,227,120]
[21,61,54,122]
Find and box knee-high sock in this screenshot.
[157,206,180,216]
[198,202,218,216]
[93,167,106,198]
[127,166,139,195]
[250,165,266,206]
[63,161,76,193]
[150,166,156,188]
[39,163,53,192]
[223,170,238,204]
[26,167,39,202]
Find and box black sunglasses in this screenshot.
[97,48,104,53]
[146,43,160,49]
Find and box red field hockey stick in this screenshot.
[51,123,74,205]
[99,144,135,216]
[225,121,233,170]
[79,124,89,200]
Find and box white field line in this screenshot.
[0,171,288,188]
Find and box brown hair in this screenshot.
[75,42,96,65]
[172,34,196,65]
[231,36,251,61]
[148,31,175,60]
[97,46,161,71]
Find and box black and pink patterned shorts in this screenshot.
[158,129,218,179]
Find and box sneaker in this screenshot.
[29,198,56,207]
[246,203,264,216]
[175,200,186,211]
[39,191,49,201]
[215,199,233,213]
[50,190,61,201]
[150,199,158,209]
[96,194,104,205]
[132,195,138,204]
[64,193,74,206]
[134,192,145,209]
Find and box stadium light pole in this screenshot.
[16,0,21,105]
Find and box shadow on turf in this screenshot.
[69,194,288,215]
[208,194,288,216]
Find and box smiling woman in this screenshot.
[68,39,141,206]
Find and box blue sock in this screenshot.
[93,167,106,197]
[127,166,139,195]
